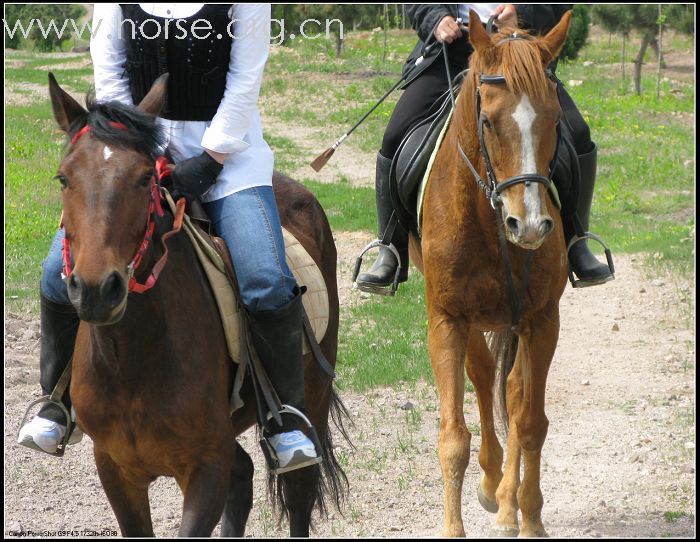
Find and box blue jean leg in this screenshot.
[203,186,297,313]
[41,228,71,305]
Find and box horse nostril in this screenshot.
[541,218,554,236]
[505,216,521,235]
[101,271,126,308]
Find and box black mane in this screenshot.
[69,95,165,158]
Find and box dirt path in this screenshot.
[4,244,695,538]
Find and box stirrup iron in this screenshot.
[259,405,323,475]
[567,232,615,288]
[352,239,404,296]
[18,397,73,457]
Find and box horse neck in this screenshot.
[84,212,189,370]
[440,74,496,228]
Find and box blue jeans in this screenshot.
[41,186,297,313]
[41,229,71,305]
[203,186,297,312]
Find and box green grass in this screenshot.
[299,179,375,232]
[336,273,432,391]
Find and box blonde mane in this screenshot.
[470,29,551,100]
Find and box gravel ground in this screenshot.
[4,245,695,538]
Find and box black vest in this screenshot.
[120,4,233,121]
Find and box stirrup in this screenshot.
[259,405,323,475]
[18,396,73,457]
[352,239,404,296]
[567,232,615,288]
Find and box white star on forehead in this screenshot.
[103,145,113,161]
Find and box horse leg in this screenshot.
[428,313,471,537]
[465,330,503,514]
[493,354,524,536]
[514,311,559,537]
[177,458,232,537]
[220,440,254,537]
[94,447,154,537]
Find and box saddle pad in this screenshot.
[162,191,329,363]
[416,103,455,236]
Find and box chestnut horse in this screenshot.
[47,74,347,537]
[409,11,572,537]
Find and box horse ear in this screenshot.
[137,73,169,117]
[468,9,491,53]
[539,10,572,65]
[48,72,87,133]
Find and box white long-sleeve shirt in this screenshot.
[90,3,274,200]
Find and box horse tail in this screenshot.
[267,385,353,525]
[488,329,519,437]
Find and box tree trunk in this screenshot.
[621,32,626,91]
[633,34,652,95]
[383,4,388,63]
[656,5,663,99]
[402,4,406,29]
[650,37,666,67]
[335,32,342,58]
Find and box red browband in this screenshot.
[62,124,184,294]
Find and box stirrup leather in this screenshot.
[566,232,615,288]
[259,405,323,474]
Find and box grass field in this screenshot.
[4,26,695,390]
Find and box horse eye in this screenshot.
[54,174,68,188]
[481,115,492,130]
[139,170,154,187]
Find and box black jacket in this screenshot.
[402,4,573,85]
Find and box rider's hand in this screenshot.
[434,16,463,44]
[170,151,223,203]
[491,4,518,28]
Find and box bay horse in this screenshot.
[47,73,347,537]
[409,10,572,537]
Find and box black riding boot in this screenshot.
[246,289,307,434]
[18,294,80,454]
[38,294,80,423]
[247,289,321,473]
[355,152,409,292]
[564,144,615,287]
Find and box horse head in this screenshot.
[466,9,572,249]
[48,73,168,324]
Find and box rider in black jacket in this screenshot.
[355,4,614,293]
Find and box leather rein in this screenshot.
[61,121,185,294]
[442,31,562,329]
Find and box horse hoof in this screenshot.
[518,527,549,538]
[491,524,520,538]
[477,483,499,513]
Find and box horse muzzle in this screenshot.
[65,270,128,325]
[503,212,554,250]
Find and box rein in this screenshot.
[442,33,561,329]
[61,122,186,294]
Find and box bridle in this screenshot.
[442,30,563,329]
[61,121,185,294]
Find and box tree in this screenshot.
[4,4,27,49]
[592,4,694,95]
[560,4,590,62]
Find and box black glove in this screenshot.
[170,151,223,203]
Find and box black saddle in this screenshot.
[389,75,464,238]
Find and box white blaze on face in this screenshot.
[103,145,113,161]
[511,95,540,222]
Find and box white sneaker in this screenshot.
[268,430,321,473]
[17,416,83,455]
